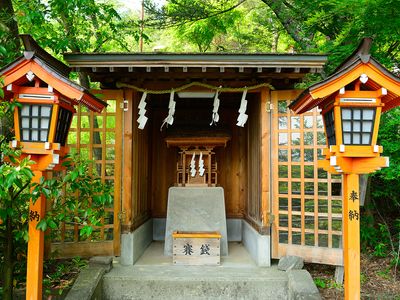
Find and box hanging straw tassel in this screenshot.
[137,92,148,130]
[236,89,248,127]
[190,152,196,177]
[160,90,176,131]
[198,152,205,176]
[210,90,220,126]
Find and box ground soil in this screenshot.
[306,253,400,299]
[9,258,87,299]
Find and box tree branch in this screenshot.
[145,0,247,29]
[12,181,31,202]
[258,0,315,50]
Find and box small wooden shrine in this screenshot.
[166,136,230,187]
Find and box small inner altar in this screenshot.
[165,136,230,187]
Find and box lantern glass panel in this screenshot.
[353,121,361,132]
[19,104,52,142]
[22,129,29,140]
[21,106,30,116]
[363,121,373,132]
[343,133,351,144]
[22,118,29,128]
[341,108,376,145]
[32,118,38,128]
[31,131,38,141]
[353,109,361,119]
[41,118,49,128]
[363,110,374,120]
[323,109,336,146]
[353,133,361,144]
[32,106,39,115]
[362,133,371,144]
[40,131,47,141]
[54,107,73,146]
[42,106,51,117]
[343,121,351,132]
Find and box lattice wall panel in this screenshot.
[50,90,122,257]
[272,91,343,265]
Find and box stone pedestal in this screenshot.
[164,187,228,256]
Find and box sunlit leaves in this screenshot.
[37,153,113,240]
[7,0,141,60]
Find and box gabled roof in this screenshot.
[289,38,400,114]
[0,35,107,112]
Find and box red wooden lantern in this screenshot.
[0,35,106,300]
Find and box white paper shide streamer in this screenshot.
[160,91,176,130]
[198,152,205,176]
[210,91,220,126]
[190,153,196,177]
[236,89,248,127]
[137,92,148,130]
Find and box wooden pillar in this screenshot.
[26,170,45,300]
[122,88,134,231]
[343,173,360,300]
[260,87,271,228]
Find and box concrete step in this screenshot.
[102,264,289,300]
[101,242,320,300]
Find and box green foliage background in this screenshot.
[0,0,400,295]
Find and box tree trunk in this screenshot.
[260,0,315,50]
[0,0,19,135]
[0,0,20,46]
[2,216,14,300]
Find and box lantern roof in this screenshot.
[290,38,400,114]
[0,35,107,113]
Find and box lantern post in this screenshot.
[0,34,106,300]
[289,38,400,299]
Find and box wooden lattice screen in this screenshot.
[50,90,122,257]
[271,90,343,265]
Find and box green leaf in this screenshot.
[36,219,47,231]
[48,219,57,229]
[71,170,79,182]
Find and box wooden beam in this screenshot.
[51,241,113,258]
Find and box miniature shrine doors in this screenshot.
[50,90,123,257]
[271,90,343,265]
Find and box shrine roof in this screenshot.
[0,35,107,112]
[289,38,400,114]
[63,51,327,89]
[64,51,327,71]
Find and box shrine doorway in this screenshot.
[148,91,253,220]
[120,88,271,266]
